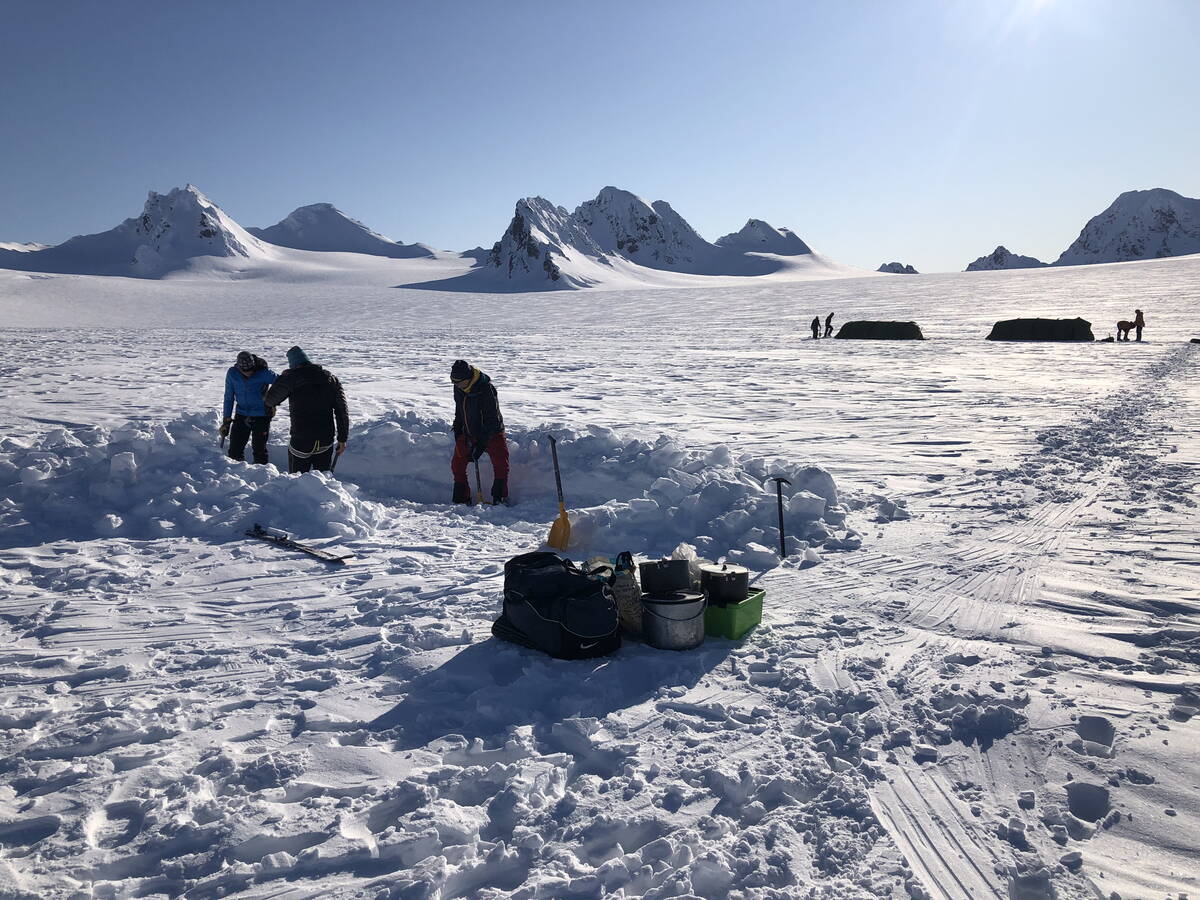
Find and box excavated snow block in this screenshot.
[787,490,826,520]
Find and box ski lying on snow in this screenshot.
[245,523,354,565]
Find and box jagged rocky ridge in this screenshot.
[1055,188,1200,265]
[877,262,918,274]
[486,187,812,286]
[965,246,1047,272]
[0,185,270,277]
[248,203,434,259]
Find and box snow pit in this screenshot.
[1065,782,1111,823]
[336,412,855,562]
[1074,715,1116,747]
[336,411,688,507]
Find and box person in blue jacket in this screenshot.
[220,351,277,464]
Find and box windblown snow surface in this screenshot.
[1,254,1198,899]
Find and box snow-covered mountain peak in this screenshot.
[484,196,608,288]
[1055,188,1200,266]
[0,184,270,277]
[131,185,265,270]
[965,245,1047,272]
[715,219,812,255]
[575,186,709,269]
[478,186,843,289]
[248,203,434,259]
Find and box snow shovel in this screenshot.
[547,435,570,550]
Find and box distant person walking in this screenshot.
[264,346,349,473]
[1134,309,1145,341]
[220,351,277,464]
[811,316,821,339]
[450,359,509,505]
[824,312,834,338]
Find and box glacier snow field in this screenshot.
[1,255,1198,899]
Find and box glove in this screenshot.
[265,405,276,420]
[469,439,488,462]
[219,417,232,438]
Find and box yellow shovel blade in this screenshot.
[547,502,571,550]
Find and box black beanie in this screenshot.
[450,359,472,381]
[236,351,255,369]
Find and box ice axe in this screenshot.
[546,435,570,550]
[769,476,791,558]
[473,455,486,506]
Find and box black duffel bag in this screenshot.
[492,551,620,659]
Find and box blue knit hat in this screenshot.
[287,346,311,368]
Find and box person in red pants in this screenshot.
[450,359,509,504]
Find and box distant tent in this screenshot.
[835,320,925,340]
[986,318,1094,341]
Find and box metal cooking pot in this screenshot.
[699,563,750,606]
[638,559,691,594]
[641,590,706,651]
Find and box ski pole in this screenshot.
[769,476,791,558]
[330,444,341,473]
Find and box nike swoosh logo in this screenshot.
[580,642,599,649]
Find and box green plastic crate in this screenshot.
[704,588,763,640]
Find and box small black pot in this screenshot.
[638,559,691,594]
[699,563,750,606]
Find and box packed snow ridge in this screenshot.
[965,245,1047,272]
[877,261,918,274]
[482,186,823,288]
[0,185,270,277]
[248,203,435,259]
[1055,187,1200,265]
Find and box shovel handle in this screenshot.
[548,435,565,504]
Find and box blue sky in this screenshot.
[1,0,1196,272]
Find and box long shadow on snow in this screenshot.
[369,637,731,752]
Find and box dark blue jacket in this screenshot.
[223,358,277,418]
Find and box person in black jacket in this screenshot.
[264,346,349,473]
[450,359,508,504]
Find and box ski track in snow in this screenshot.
[0,256,1198,898]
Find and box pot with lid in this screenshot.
[699,563,750,606]
[641,589,707,651]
